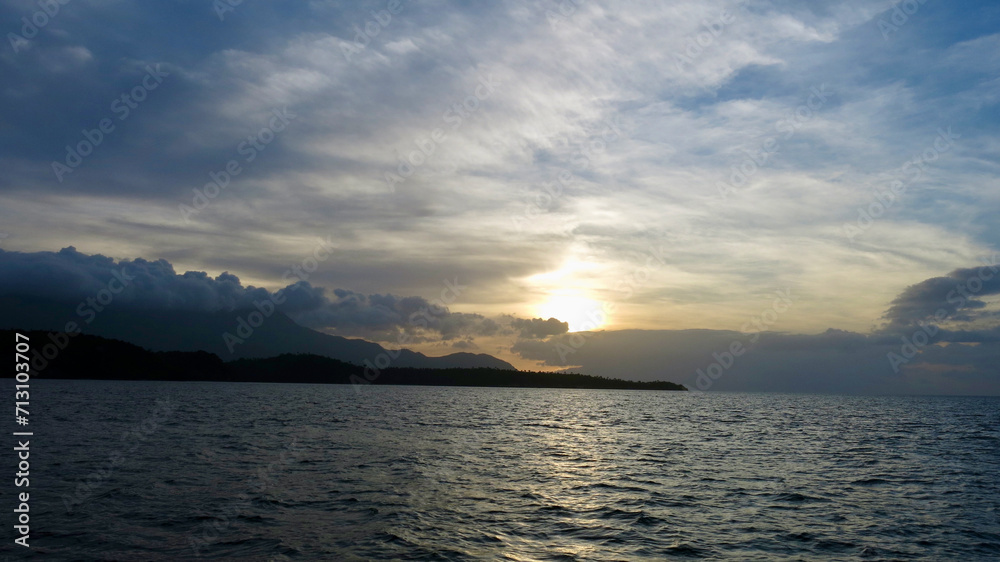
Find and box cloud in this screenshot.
[511,326,1000,395]
[0,0,998,387]
[510,316,569,338]
[509,265,1000,395]
[1,247,997,393]
[0,247,498,342]
[0,246,260,311]
[288,285,501,342]
[880,258,1000,330]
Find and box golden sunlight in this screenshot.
[536,294,607,332]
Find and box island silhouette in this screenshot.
[4,329,686,391]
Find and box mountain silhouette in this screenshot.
[1,329,686,390]
[0,295,514,370]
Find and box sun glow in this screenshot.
[537,295,607,332]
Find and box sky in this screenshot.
[1,0,999,394]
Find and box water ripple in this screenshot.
[8,382,999,560]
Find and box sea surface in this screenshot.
[4,381,999,560]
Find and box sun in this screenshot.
[536,295,608,332]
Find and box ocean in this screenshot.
[5,380,999,560]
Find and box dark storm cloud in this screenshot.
[934,326,1000,343]
[880,259,1000,330]
[0,246,260,309]
[510,316,568,338]
[288,285,501,341]
[0,247,496,341]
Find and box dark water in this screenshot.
[4,381,999,560]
